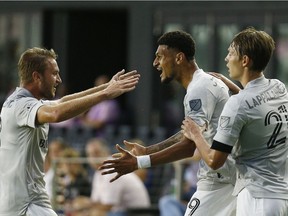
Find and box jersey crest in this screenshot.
[219,116,230,128]
[189,99,202,111]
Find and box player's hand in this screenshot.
[208,72,223,80]
[110,69,125,82]
[208,72,241,95]
[111,69,140,82]
[99,144,138,182]
[111,140,147,158]
[181,117,206,142]
[104,70,140,99]
[123,140,147,156]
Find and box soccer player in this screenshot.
[0,47,139,216]
[182,27,288,215]
[100,30,239,216]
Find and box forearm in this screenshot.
[209,72,241,95]
[226,80,241,95]
[192,133,214,167]
[38,91,109,124]
[219,75,241,95]
[146,131,183,154]
[59,83,108,103]
[149,138,195,166]
[57,92,109,121]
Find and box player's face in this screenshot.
[153,45,177,84]
[39,58,62,99]
[225,44,244,81]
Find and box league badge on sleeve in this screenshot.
[189,99,202,111]
[219,116,230,129]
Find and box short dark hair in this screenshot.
[157,30,195,61]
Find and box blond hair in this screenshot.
[18,47,57,84]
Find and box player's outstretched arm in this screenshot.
[57,69,140,103]
[112,131,184,159]
[145,131,184,154]
[100,136,196,182]
[37,71,139,124]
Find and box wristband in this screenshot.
[136,155,151,169]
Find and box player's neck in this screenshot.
[21,82,42,100]
[180,61,199,89]
[240,71,263,87]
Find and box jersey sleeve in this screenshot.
[15,97,45,128]
[211,140,233,153]
[185,87,217,126]
[213,95,247,147]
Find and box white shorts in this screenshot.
[237,188,288,216]
[25,203,58,216]
[184,184,236,216]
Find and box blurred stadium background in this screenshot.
[1,1,288,215]
[1,1,288,129]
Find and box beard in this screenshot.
[163,76,173,84]
[162,70,176,84]
[40,85,55,100]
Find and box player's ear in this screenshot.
[242,55,251,68]
[175,52,185,64]
[32,71,41,82]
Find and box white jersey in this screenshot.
[213,76,288,199]
[0,87,52,215]
[184,69,236,190]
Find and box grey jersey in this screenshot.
[0,87,52,215]
[184,69,236,190]
[214,76,288,199]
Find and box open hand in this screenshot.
[99,144,138,182]
[111,69,140,82]
[123,140,146,156]
[111,140,147,158]
[105,73,140,99]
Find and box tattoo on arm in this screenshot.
[146,131,183,154]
